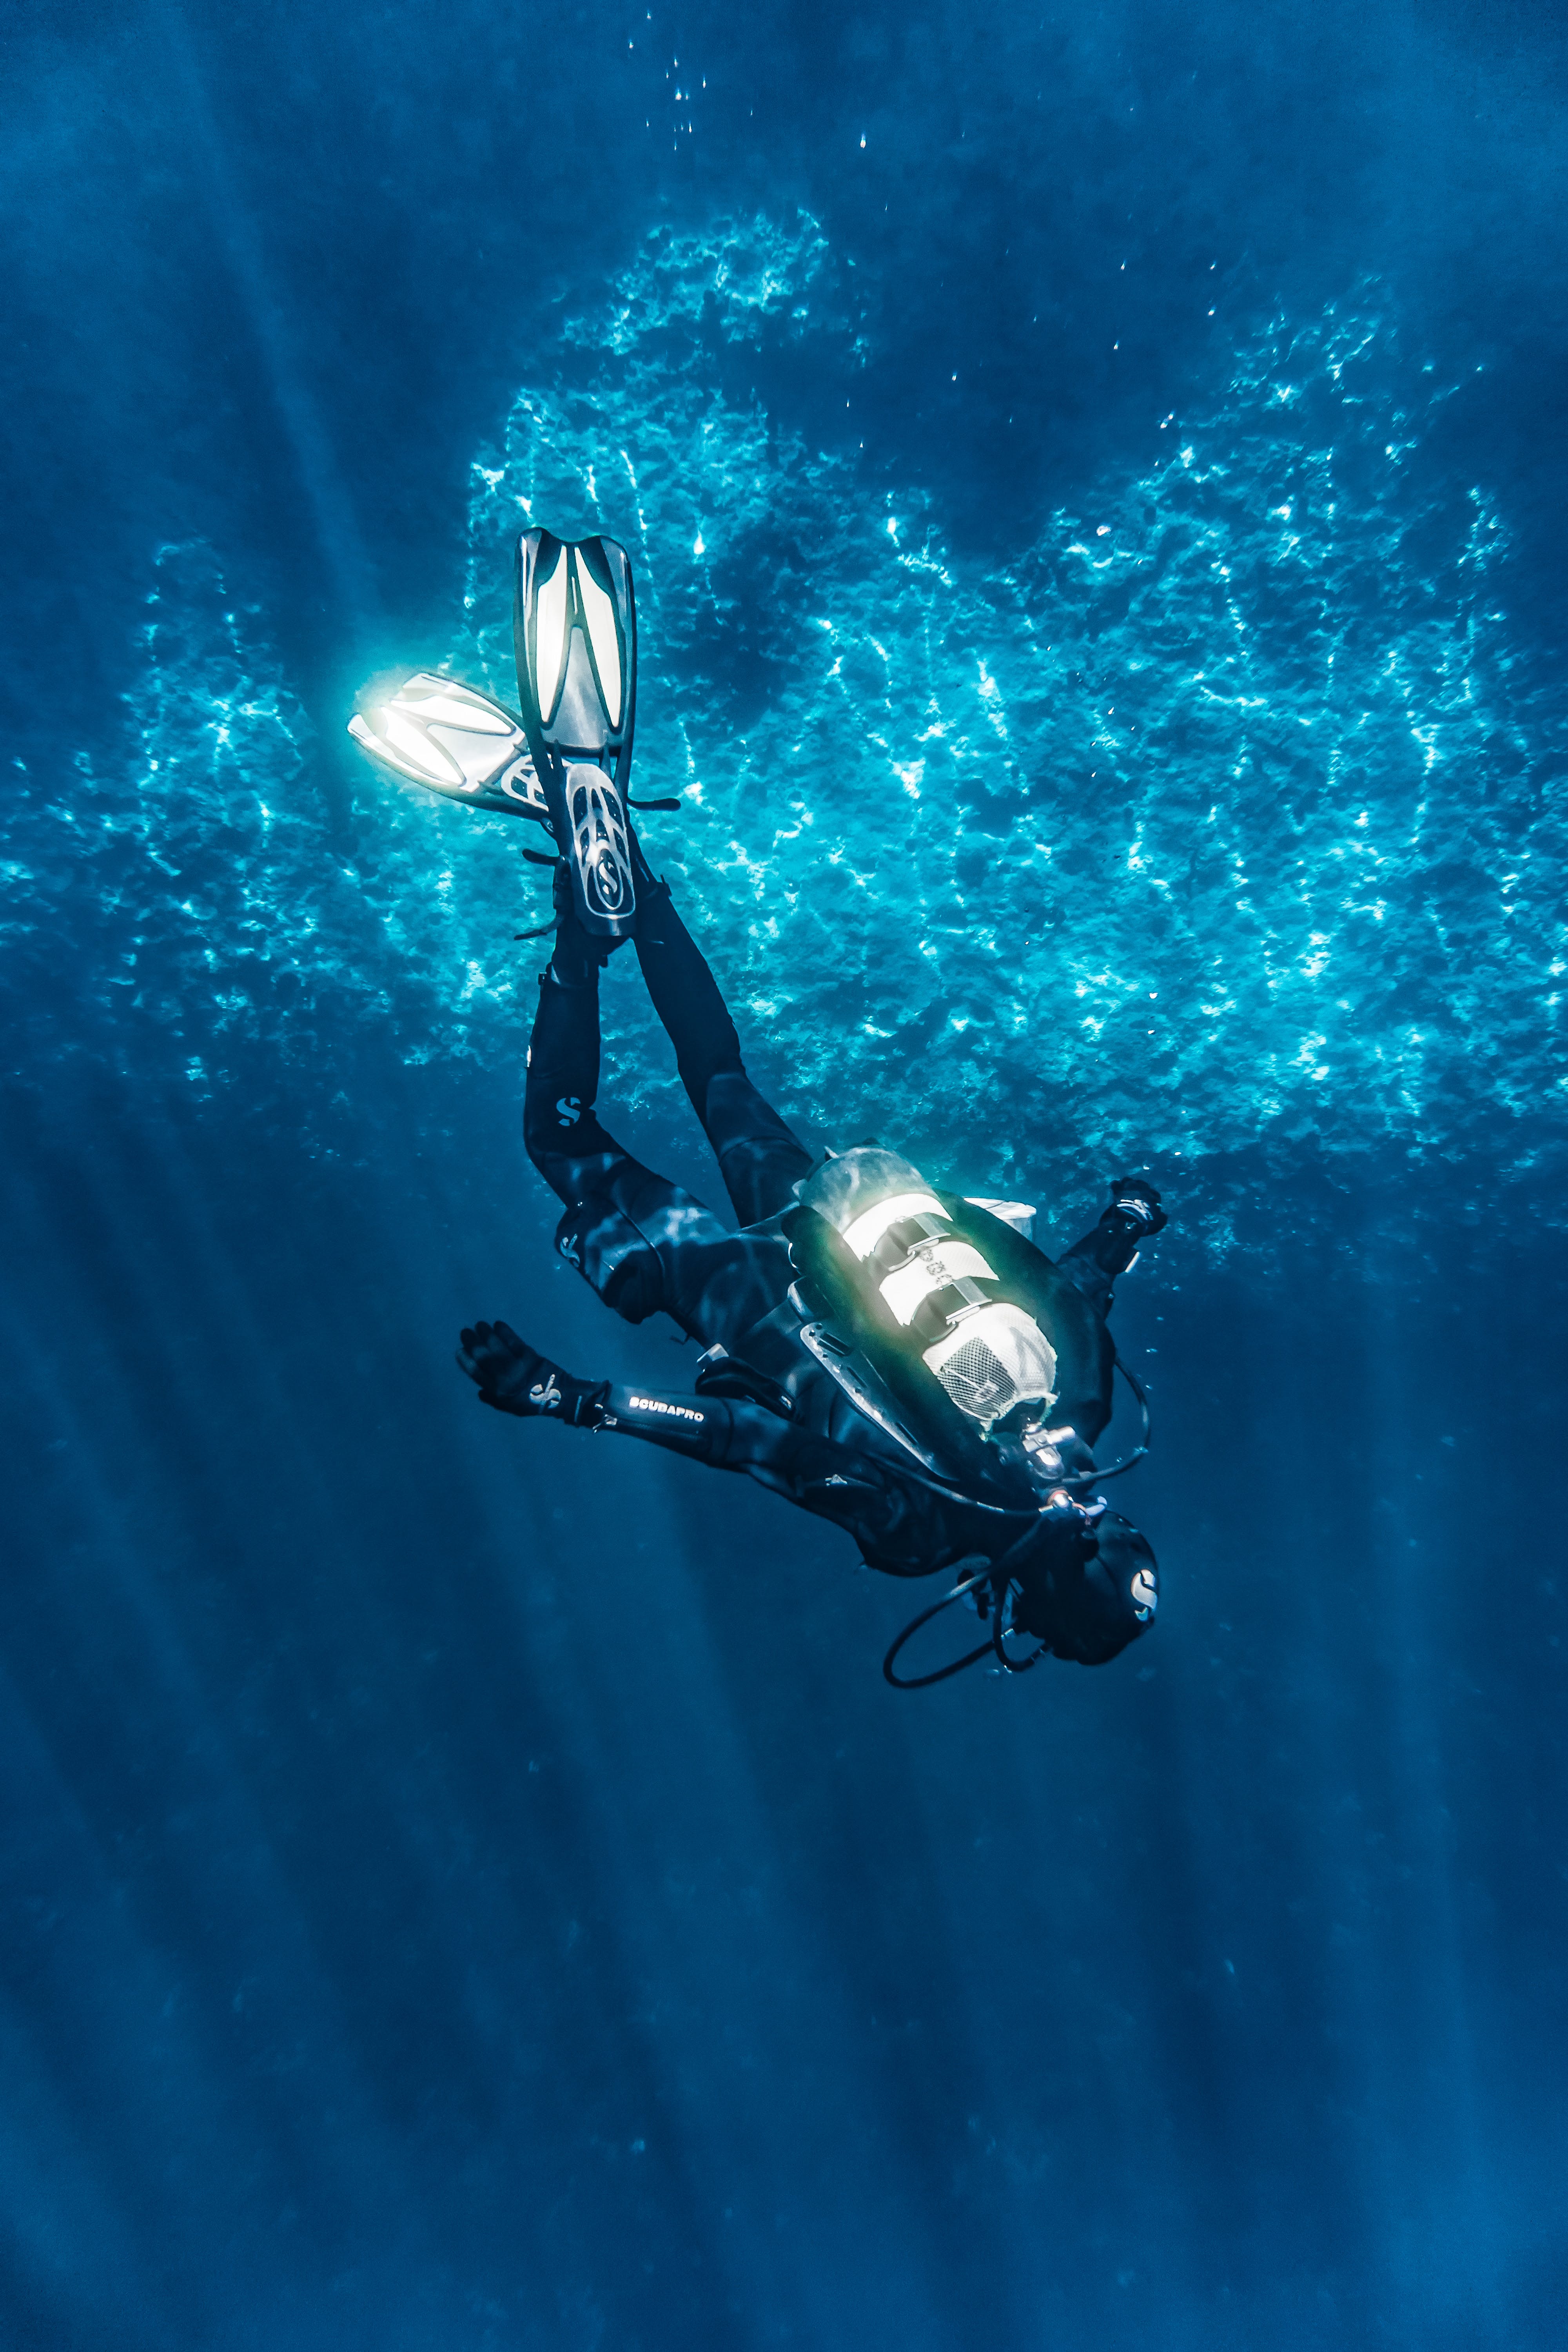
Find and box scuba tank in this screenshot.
[774,1148,1153,1689]
[782,1147,1114,1498]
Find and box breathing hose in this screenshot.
[881,1352,1151,1689]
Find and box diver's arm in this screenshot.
[456,1320,797,1469]
[1057,1180,1168,1313]
[457,1321,940,1517]
[599,1385,771,1465]
[597,1383,996,1585]
[602,1389,1011,1584]
[456,1323,998,1569]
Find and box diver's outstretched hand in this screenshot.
[456,1320,608,1426]
[1108,1178,1168,1237]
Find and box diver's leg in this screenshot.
[1057,1181,1168,1316]
[634,879,813,1225]
[522,936,794,1343]
[523,956,679,1323]
[521,925,628,1207]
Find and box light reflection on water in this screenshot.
[15,219,1564,1225]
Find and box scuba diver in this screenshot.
[349,532,1167,1685]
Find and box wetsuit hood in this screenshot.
[1005,1511,1158,1663]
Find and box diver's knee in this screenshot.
[523,1071,624,1181]
[554,1197,666,1325]
[524,1086,584,1170]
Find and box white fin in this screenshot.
[574,553,623,730]
[347,672,544,815]
[532,546,570,721]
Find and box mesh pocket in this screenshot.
[923,1302,1058,1429]
[932,1336,1018,1419]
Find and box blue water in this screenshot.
[5,4,1568,2345]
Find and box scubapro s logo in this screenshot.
[556,1096,582,1128]
[529,1373,563,1413]
[1131,1567,1157,1623]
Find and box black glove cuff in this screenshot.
[1103,1180,1168,1238]
[508,1363,609,1425]
[564,1377,612,1428]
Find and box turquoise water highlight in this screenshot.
[17,219,1564,1228]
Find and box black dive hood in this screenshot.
[783,1147,1114,1496]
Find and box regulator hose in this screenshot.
[882,1353,1151,1688]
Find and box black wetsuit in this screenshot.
[505,881,1157,1666]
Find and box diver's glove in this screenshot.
[1104,1177,1168,1239]
[456,1320,610,1425]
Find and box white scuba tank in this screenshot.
[795,1148,1060,1434]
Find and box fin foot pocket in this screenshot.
[515,531,642,942]
[566,762,636,928]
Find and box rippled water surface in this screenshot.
[16,221,1566,1237]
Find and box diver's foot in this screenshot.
[559,761,642,937]
[1103,1178,1168,1241]
[515,533,642,943]
[543,857,632,987]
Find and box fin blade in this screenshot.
[382,707,463,784]
[347,671,547,818]
[532,541,570,725]
[573,547,623,731]
[405,683,512,735]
